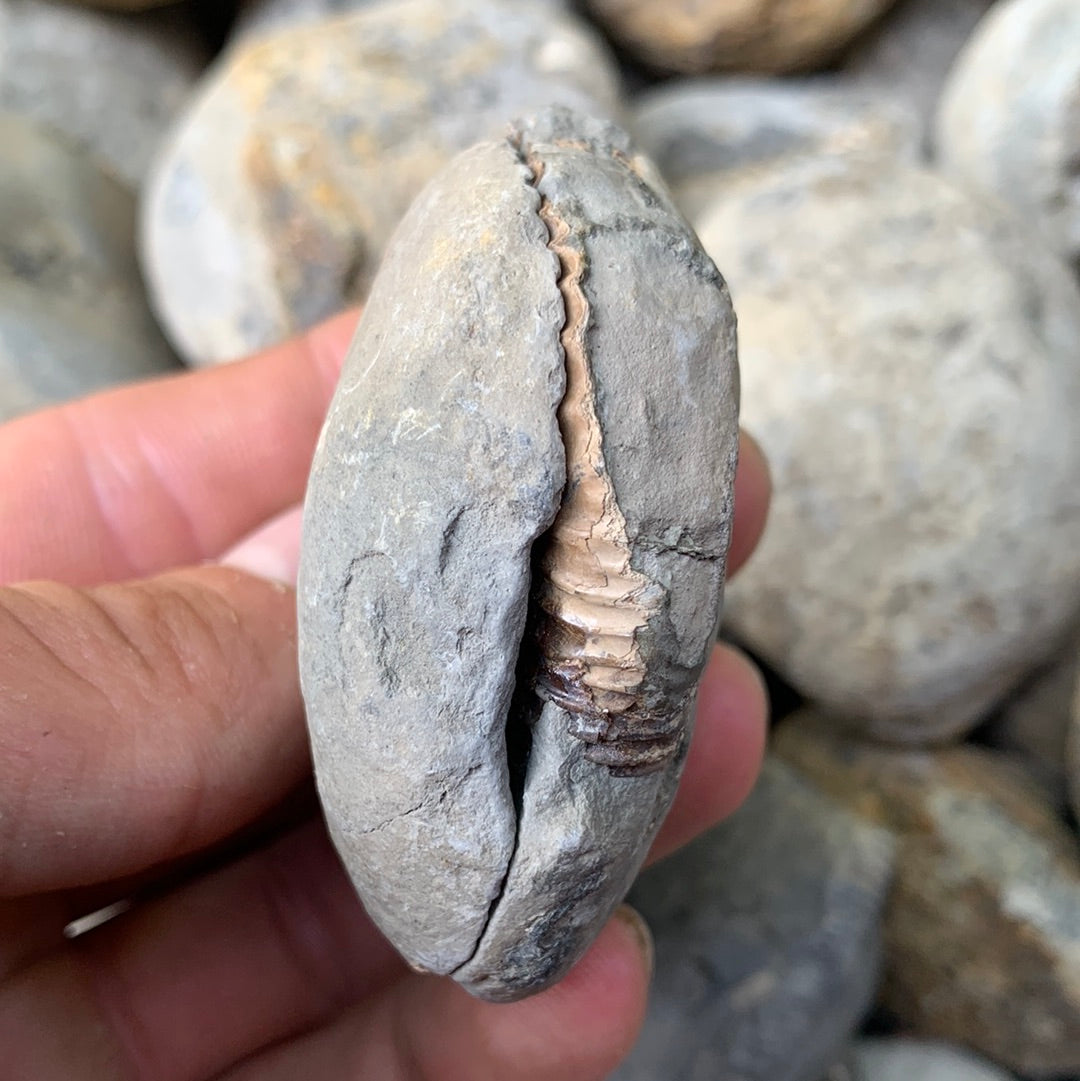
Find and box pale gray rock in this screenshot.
[611,758,894,1081]
[0,113,179,422]
[298,109,739,1000]
[629,77,919,222]
[698,154,1080,742]
[143,0,623,366]
[837,1039,1016,1081]
[778,713,1080,1078]
[0,0,208,188]
[843,0,995,145]
[935,0,1080,266]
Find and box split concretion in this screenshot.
[298,107,740,1000]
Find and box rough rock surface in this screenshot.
[698,154,1080,742]
[842,0,995,144]
[777,713,1080,1078]
[143,0,622,366]
[935,0,1080,265]
[0,113,179,422]
[982,625,1080,809]
[611,758,893,1081]
[583,0,900,75]
[298,109,739,1001]
[629,76,919,222]
[833,1039,1016,1081]
[0,0,207,187]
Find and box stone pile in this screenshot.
[5,0,1080,1076]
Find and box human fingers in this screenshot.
[0,565,307,897]
[217,905,651,1081]
[0,896,75,982]
[647,642,768,864]
[728,428,771,578]
[0,821,405,1081]
[0,309,357,587]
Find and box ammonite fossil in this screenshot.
[298,107,740,1000]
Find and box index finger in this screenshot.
[0,311,357,587]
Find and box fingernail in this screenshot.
[614,903,654,980]
[220,504,303,586]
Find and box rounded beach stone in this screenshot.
[297,108,739,1001]
[935,0,1080,265]
[777,713,1080,1077]
[143,0,622,366]
[839,1040,1016,1081]
[612,758,893,1081]
[0,113,179,422]
[629,76,919,222]
[698,154,1080,742]
[842,0,995,145]
[0,0,207,188]
[582,0,901,75]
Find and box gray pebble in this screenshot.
[0,0,208,188]
[935,0,1080,266]
[698,154,1080,742]
[842,0,996,147]
[0,112,179,421]
[612,758,894,1081]
[629,76,919,222]
[298,108,739,1000]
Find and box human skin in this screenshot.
[0,309,770,1081]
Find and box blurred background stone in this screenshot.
[831,1039,1017,1081]
[583,0,901,75]
[0,112,179,422]
[612,758,894,1081]
[0,0,208,188]
[697,154,1080,743]
[230,0,380,41]
[777,713,1080,1078]
[935,0,1080,268]
[232,0,569,43]
[141,0,622,366]
[629,76,919,222]
[841,0,995,148]
[980,625,1080,811]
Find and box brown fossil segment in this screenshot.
[526,153,677,776]
[298,107,739,1000]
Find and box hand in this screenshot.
[0,312,770,1081]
